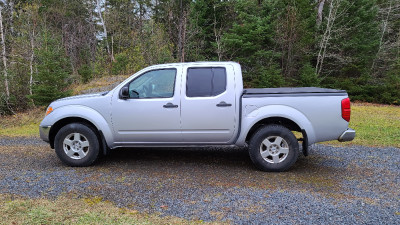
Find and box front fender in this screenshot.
[236,105,316,146]
[40,105,114,148]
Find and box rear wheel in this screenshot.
[54,123,100,167]
[249,125,299,172]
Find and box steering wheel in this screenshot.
[130,89,139,98]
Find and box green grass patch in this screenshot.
[324,103,400,148]
[0,194,212,225]
[0,107,44,137]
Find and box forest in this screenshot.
[0,0,399,115]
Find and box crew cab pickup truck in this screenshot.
[39,62,355,171]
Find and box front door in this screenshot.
[111,67,182,144]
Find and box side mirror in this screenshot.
[120,87,129,99]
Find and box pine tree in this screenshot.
[30,32,71,106]
[222,0,282,87]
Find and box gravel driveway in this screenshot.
[0,137,399,224]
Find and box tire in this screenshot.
[54,123,100,167]
[248,125,299,172]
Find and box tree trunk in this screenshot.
[213,5,223,61]
[9,0,15,35]
[371,0,393,72]
[317,0,326,28]
[177,0,183,62]
[96,0,113,61]
[29,28,35,96]
[181,12,187,62]
[315,0,339,76]
[0,6,9,99]
[111,35,114,62]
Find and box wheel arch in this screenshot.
[49,117,111,156]
[245,117,302,143]
[236,105,316,146]
[45,106,114,153]
[50,117,93,148]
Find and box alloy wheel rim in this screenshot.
[63,133,90,160]
[259,136,289,163]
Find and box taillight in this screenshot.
[341,98,351,122]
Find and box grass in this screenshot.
[0,107,44,137]
[1,102,399,148]
[0,194,210,224]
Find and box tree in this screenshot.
[187,0,235,61]
[273,0,316,79]
[96,0,112,61]
[0,4,9,101]
[153,0,191,61]
[30,32,71,106]
[222,0,282,87]
[316,0,380,79]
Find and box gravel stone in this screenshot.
[0,138,399,224]
[0,137,47,146]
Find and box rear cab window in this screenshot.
[186,67,227,97]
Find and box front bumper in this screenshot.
[39,125,51,142]
[338,128,356,142]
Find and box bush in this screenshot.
[111,52,129,75]
[258,64,285,88]
[298,63,320,87]
[78,64,93,83]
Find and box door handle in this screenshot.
[216,101,232,107]
[163,103,178,108]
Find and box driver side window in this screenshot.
[128,69,176,99]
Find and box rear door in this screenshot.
[180,65,236,143]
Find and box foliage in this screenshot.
[29,32,72,106]
[221,0,279,86]
[112,52,129,75]
[299,63,320,87]
[78,64,92,83]
[258,64,286,88]
[0,0,400,113]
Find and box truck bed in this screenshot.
[243,87,347,97]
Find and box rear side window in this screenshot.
[186,67,227,97]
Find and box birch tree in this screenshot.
[315,0,340,76]
[0,4,9,100]
[371,0,400,77]
[317,0,326,28]
[96,0,113,61]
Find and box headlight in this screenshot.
[45,106,53,116]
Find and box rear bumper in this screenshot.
[39,125,51,143]
[338,128,356,142]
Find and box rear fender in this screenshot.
[236,105,316,146]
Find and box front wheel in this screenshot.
[54,123,100,167]
[249,125,299,172]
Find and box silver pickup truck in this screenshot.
[39,62,355,171]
